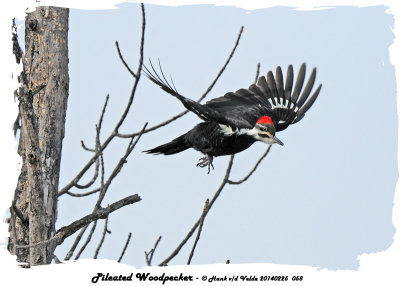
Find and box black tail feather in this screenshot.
[144,134,189,155]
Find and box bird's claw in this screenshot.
[196,155,214,174]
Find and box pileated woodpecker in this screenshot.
[144,62,322,173]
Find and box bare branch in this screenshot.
[159,155,234,266]
[94,216,110,259]
[80,94,109,153]
[98,94,109,132]
[64,188,100,197]
[118,232,132,263]
[116,41,137,78]
[64,222,89,260]
[57,195,141,246]
[228,145,272,185]
[74,160,99,189]
[70,93,109,190]
[93,135,108,260]
[60,117,111,196]
[74,220,98,260]
[103,122,148,195]
[145,235,162,266]
[80,140,95,152]
[98,123,106,196]
[117,25,244,139]
[59,147,105,196]
[187,199,209,265]
[17,194,141,249]
[113,4,145,132]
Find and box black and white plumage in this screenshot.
[144,62,322,172]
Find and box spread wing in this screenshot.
[143,61,253,129]
[206,63,322,132]
[144,61,322,132]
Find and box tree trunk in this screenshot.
[8,6,69,266]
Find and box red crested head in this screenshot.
[257,116,274,125]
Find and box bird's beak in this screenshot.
[273,136,284,146]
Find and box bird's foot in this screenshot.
[196,155,214,174]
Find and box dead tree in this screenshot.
[8,4,272,267]
[9,7,70,266]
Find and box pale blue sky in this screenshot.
[21,4,396,270]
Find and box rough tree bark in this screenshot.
[8,6,69,266]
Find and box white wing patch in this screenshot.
[219,124,236,136]
[268,97,299,112]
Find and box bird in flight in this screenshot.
[144,62,322,173]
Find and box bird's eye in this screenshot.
[257,125,267,132]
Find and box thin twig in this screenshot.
[113,4,145,132]
[63,223,90,259]
[187,199,209,265]
[94,216,110,259]
[118,232,132,263]
[74,220,98,260]
[145,235,162,266]
[74,160,99,189]
[159,155,234,266]
[16,194,141,249]
[116,42,137,78]
[227,145,272,185]
[95,120,106,207]
[80,140,95,152]
[66,126,104,197]
[102,122,148,196]
[69,94,109,190]
[97,94,109,135]
[58,140,109,197]
[64,188,100,197]
[58,96,107,196]
[66,101,108,259]
[117,26,244,139]
[93,135,108,260]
